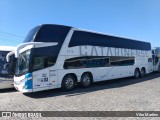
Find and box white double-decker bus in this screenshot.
[0,46,15,89]
[7,24,153,93]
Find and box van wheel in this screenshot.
[80,73,92,88]
[62,75,75,91]
[134,68,140,79]
[141,68,146,78]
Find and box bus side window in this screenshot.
[33,57,44,71]
[33,56,56,71]
[47,57,55,67]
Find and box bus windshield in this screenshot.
[15,50,30,76]
[0,51,16,76]
[0,51,9,74]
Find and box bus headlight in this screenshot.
[22,85,26,90]
[14,78,27,85]
[20,78,26,83]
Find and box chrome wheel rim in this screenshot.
[135,71,139,78]
[141,70,144,76]
[141,70,146,76]
[65,77,74,89]
[82,75,90,86]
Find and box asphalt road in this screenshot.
[0,72,160,119]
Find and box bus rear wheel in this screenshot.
[134,68,140,79]
[141,68,146,78]
[80,73,92,88]
[158,66,160,73]
[62,75,75,91]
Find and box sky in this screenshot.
[0,0,160,48]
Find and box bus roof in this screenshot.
[25,24,151,50]
[39,24,150,45]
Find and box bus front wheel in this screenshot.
[61,75,76,91]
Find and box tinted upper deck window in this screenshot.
[23,25,71,44]
[69,31,151,50]
[23,26,40,43]
[34,25,71,43]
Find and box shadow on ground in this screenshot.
[0,88,16,93]
[23,72,160,99]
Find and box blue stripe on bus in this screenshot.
[25,73,32,78]
[25,73,32,89]
[25,79,32,89]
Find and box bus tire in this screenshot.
[158,66,160,73]
[61,74,76,91]
[80,73,92,88]
[134,68,140,79]
[141,68,146,78]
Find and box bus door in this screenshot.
[32,57,50,91]
[49,69,58,89]
[32,68,50,91]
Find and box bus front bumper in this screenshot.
[14,84,32,93]
[14,73,33,93]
